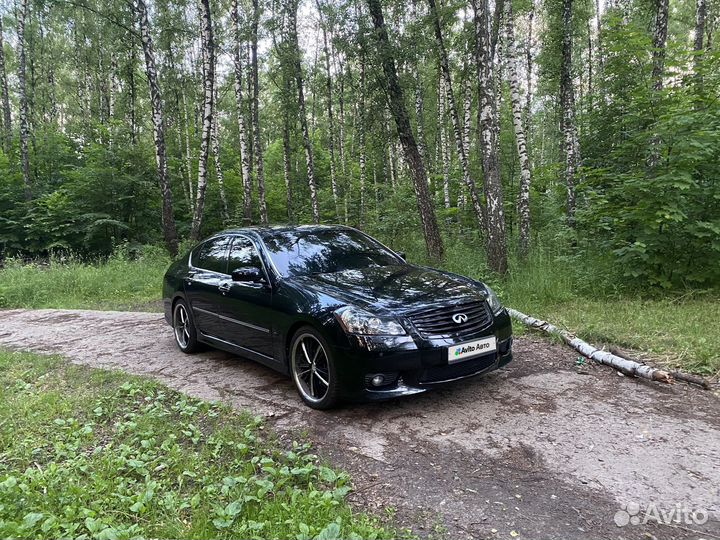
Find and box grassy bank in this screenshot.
[1,240,717,375]
[0,349,396,539]
[0,249,169,311]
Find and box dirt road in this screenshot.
[1,308,718,539]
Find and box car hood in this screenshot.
[290,264,487,315]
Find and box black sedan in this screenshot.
[163,225,512,409]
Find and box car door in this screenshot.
[184,235,231,338]
[215,235,276,361]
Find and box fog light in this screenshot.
[371,375,385,387]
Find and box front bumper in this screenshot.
[331,309,513,401]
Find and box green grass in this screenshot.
[0,249,169,311]
[0,349,398,540]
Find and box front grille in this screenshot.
[420,354,496,384]
[408,300,492,339]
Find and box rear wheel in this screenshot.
[173,300,200,353]
[290,327,340,409]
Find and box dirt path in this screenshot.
[1,309,718,539]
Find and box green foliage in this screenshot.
[0,245,170,310]
[579,42,720,287]
[0,350,397,540]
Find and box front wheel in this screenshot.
[290,327,340,409]
[173,300,201,353]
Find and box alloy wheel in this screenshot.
[291,333,331,403]
[174,303,191,349]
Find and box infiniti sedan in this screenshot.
[163,225,512,409]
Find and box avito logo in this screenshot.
[455,342,491,356]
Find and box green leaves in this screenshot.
[0,352,392,540]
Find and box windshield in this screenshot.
[262,229,404,277]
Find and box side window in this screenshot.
[192,237,231,274]
[227,237,262,272]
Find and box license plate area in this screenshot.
[447,336,497,364]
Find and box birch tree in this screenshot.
[316,0,340,220]
[134,0,179,255]
[428,0,486,231]
[693,0,707,72]
[231,0,253,224]
[472,0,508,274]
[651,0,670,91]
[366,0,444,260]
[504,0,533,257]
[560,0,579,224]
[288,0,320,223]
[211,94,230,224]
[0,14,11,152]
[190,0,215,240]
[17,0,31,200]
[251,0,268,224]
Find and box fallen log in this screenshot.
[508,308,673,384]
[609,346,712,390]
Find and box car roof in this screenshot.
[214,224,357,242]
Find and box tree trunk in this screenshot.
[316,0,340,220]
[359,53,367,225]
[694,0,707,71]
[651,0,670,91]
[190,0,215,241]
[525,0,535,125]
[128,47,137,145]
[505,0,533,258]
[438,75,451,209]
[231,0,254,225]
[414,63,429,167]
[288,0,319,223]
[367,0,444,260]
[251,0,268,225]
[134,0,179,256]
[283,101,293,222]
[17,0,32,200]
[560,0,578,225]
[429,0,487,231]
[211,92,230,224]
[0,16,12,152]
[472,0,508,274]
[509,308,673,383]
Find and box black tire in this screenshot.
[289,326,340,410]
[172,299,201,353]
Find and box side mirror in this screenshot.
[231,266,265,283]
[396,251,407,261]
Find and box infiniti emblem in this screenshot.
[452,313,468,324]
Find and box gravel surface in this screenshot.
[1,308,719,539]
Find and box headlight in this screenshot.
[484,285,504,314]
[334,306,407,336]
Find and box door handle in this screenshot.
[218,282,231,293]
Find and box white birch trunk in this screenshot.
[191,0,215,240]
[17,0,31,200]
[472,0,508,274]
[288,0,319,223]
[504,0,533,257]
[438,75,451,209]
[251,0,268,225]
[231,0,253,225]
[134,0,179,255]
[316,0,340,220]
[0,16,10,151]
[509,308,674,382]
[429,0,486,229]
[211,95,230,224]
